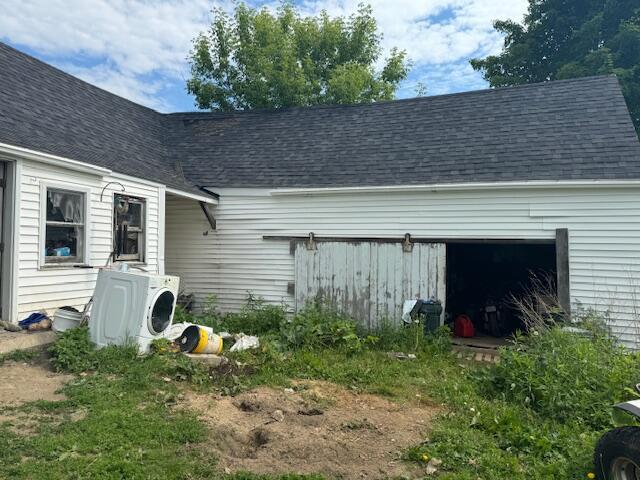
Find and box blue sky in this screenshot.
[0,0,528,112]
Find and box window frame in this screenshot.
[113,193,147,264]
[39,183,91,269]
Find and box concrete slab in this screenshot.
[0,330,57,355]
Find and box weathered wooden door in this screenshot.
[294,241,446,329]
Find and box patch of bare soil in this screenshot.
[0,361,71,405]
[186,381,440,479]
[0,409,87,437]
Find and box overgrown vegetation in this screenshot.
[185,295,379,352]
[48,326,137,373]
[1,293,639,479]
[180,294,287,336]
[483,324,640,429]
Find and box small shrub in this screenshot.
[201,293,220,317]
[278,302,367,352]
[186,293,287,336]
[150,337,176,354]
[369,318,422,352]
[365,318,451,354]
[483,323,640,428]
[223,297,287,335]
[423,325,453,354]
[49,326,97,373]
[49,327,142,374]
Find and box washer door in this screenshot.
[147,288,175,335]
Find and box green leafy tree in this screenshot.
[471,0,640,134]
[187,2,409,111]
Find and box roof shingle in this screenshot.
[1,42,639,190]
[166,75,640,188]
[0,42,198,194]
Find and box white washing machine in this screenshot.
[90,269,180,353]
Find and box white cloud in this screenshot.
[0,0,216,110]
[57,62,172,111]
[298,0,527,63]
[0,0,528,110]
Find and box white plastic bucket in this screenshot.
[52,309,82,332]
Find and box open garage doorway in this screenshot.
[445,241,558,345]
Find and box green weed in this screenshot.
[184,293,288,336]
[482,325,640,428]
[0,348,40,365]
[276,301,369,353]
[48,326,138,374]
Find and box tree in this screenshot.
[187,3,409,111]
[470,0,640,135]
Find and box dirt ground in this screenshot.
[0,359,71,405]
[186,381,441,479]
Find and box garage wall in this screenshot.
[165,185,640,347]
[16,159,163,319]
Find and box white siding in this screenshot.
[16,159,162,318]
[165,194,217,301]
[165,186,640,347]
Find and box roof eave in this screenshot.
[269,179,640,196]
[0,142,112,176]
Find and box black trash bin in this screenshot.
[410,300,443,334]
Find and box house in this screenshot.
[2,42,640,346]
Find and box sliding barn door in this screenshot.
[294,241,445,329]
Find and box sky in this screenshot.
[0,0,529,113]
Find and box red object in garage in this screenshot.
[454,314,475,338]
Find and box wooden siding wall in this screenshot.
[294,242,446,328]
[164,187,640,348]
[16,159,162,319]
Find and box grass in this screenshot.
[0,348,40,366]
[0,345,216,479]
[0,300,637,479]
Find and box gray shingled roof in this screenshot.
[166,75,640,188]
[0,42,199,194]
[1,41,639,191]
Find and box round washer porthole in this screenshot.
[148,289,175,334]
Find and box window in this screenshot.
[43,187,87,265]
[113,194,145,262]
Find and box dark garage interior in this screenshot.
[445,242,557,339]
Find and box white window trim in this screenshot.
[39,182,92,269]
[113,193,147,265]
